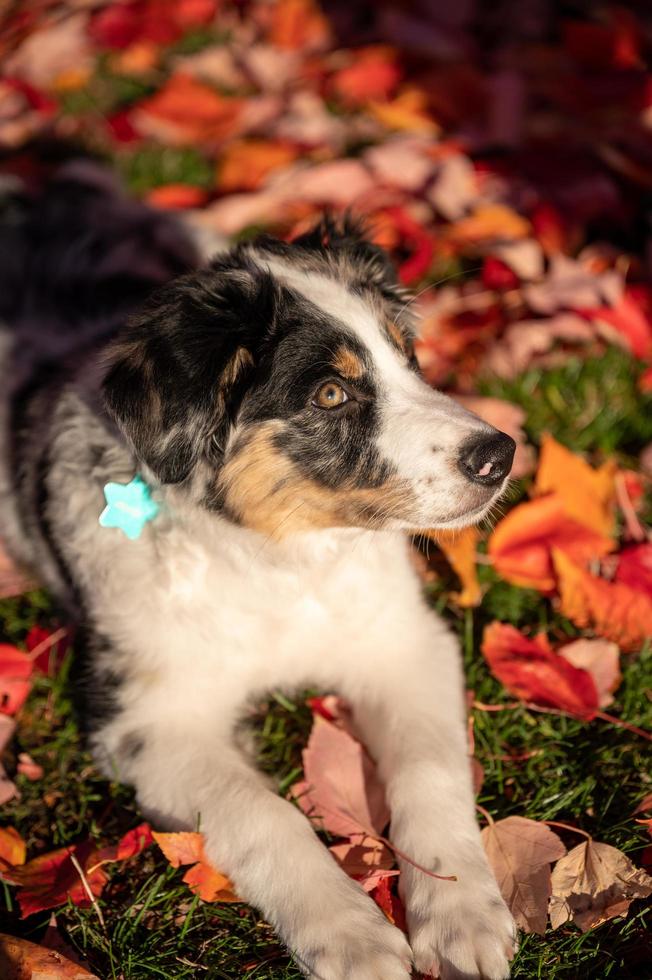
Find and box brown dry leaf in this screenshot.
[523,254,622,315]
[0,933,98,980]
[430,527,481,606]
[483,313,596,380]
[290,714,389,838]
[549,840,652,931]
[534,434,617,537]
[557,638,621,708]
[482,817,566,934]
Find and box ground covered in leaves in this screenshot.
[1,1,652,978]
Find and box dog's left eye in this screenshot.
[312,381,349,409]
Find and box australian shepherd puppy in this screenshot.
[0,162,517,979]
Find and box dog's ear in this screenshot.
[102,267,271,484]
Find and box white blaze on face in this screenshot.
[259,258,502,528]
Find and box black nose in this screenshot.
[457,432,516,486]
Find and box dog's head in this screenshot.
[103,219,515,536]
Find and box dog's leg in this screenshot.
[127,731,412,980]
[347,621,517,980]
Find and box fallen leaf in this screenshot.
[549,839,652,931]
[364,136,434,192]
[481,622,600,718]
[0,645,33,716]
[446,204,531,245]
[482,816,566,934]
[26,625,69,676]
[2,825,153,917]
[523,254,622,315]
[16,752,44,781]
[615,542,652,600]
[431,527,481,606]
[0,933,98,980]
[290,714,389,838]
[4,14,93,89]
[483,313,595,379]
[553,549,652,652]
[153,831,238,902]
[576,287,652,360]
[558,639,621,709]
[369,87,439,135]
[329,47,401,106]
[488,495,614,592]
[0,827,26,868]
[329,837,398,892]
[217,139,299,192]
[133,73,243,145]
[534,434,617,537]
[267,0,331,51]
[145,184,209,210]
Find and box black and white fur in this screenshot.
[0,163,517,979]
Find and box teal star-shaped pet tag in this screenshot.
[99,476,159,540]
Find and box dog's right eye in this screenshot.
[312,381,349,410]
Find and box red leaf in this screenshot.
[576,287,652,360]
[0,644,33,716]
[26,626,68,676]
[482,256,519,291]
[481,622,599,718]
[615,543,652,600]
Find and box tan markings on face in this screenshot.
[332,344,364,380]
[217,422,415,537]
[385,321,408,354]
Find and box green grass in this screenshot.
[1,350,651,978]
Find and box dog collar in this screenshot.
[99,475,159,540]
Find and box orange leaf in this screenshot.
[133,73,243,145]
[329,47,401,106]
[553,549,652,652]
[217,139,299,192]
[534,434,617,537]
[447,204,531,245]
[369,87,439,135]
[0,827,26,868]
[152,831,204,868]
[145,184,209,210]
[432,527,481,606]
[268,0,331,51]
[153,831,238,902]
[182,859,238,902]
[488,495,613,592]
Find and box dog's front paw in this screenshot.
[294,897,412,980]
[404,861,517,980]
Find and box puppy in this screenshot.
[0,164,517,979]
